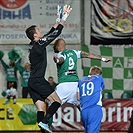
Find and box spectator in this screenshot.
[48,76,57,90]
[1,82,18,104]
[0,49,20,90]
[0,59,17,90]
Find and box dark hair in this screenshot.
[53,38,66,53]
[25,25,36,41]
[48,76,54,80]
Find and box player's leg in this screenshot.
[64,82,80,110]
[76,90,81,111]
[36,78,61,133]
[55,83,67,104]
[45,100,54,127]
[29,77,61,133]
[47,91,61,104]
[42,91,61,123]
[87,106,103,133]
[35,100,52,133]
[31,92,53,133]
[38,93,60,133]
[81,108,88,133]
[55,82,79,105]
[28,78,53,133]
[29,87,45,124]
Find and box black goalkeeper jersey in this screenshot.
[28,24,63,78]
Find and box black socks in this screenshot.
[37,111,46,133]
[37,111,44,123]
[42,101,61,124]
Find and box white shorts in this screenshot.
[55,82,79,106]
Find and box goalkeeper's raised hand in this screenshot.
[62,5,72,21]
[56,5,62,23]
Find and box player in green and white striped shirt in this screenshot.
[53,38,111,107]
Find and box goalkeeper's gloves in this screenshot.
[62,5,72,21]
[56,5,62,23]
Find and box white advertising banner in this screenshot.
[0,0,81,44]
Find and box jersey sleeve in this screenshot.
[47,27,56,35]
[100,76,105,90]
[16,61,24,75]
[57,52,66,60]
[1,59,9,71]
[73,50,82,59]
[38,24,63,47]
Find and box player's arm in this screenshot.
[56,5,72,27]
[81,51,112,62]
[0,59,9,70]
[45,5,63,34]
[49,5,72,30]
[38,5,72,47]
[38,25,63,47]
[53,56,64,64]
[15,60,24,75]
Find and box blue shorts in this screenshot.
[81,105,102,133]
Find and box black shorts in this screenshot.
[28,77,54,103]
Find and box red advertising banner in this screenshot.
[101,99,133,131]
[51,103,84,131]
[51,99,133,131]
[0,99,132,131]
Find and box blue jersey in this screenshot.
[78,75,104,111]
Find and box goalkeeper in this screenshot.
[25,5,72,133]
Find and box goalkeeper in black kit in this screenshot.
[25,5,72,133]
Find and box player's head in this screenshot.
[89,66,102,75]
[25,25,43,41]
[24,63,30,70]
[53,38,66,53]
[48,76,54,85]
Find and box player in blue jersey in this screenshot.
[77,66,104,133]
